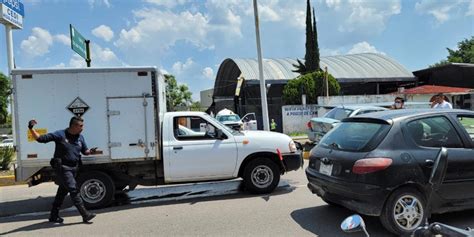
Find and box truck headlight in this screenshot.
[289,140,297,153]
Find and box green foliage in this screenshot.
[164,74,193,111]
[430,36,474,67]
[283,71,340,105]
[0,146,14,170]
[0,73,11,124]
[189,101,204,111]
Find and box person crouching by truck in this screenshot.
[28,116,97,224]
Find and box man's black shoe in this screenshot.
[48,216,64,223]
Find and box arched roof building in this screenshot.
[213,53,415,97]
[210,53,416,131]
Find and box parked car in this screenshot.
[216,109,258,130]
[307,105,388,143]
[0,138,13,148]
[305,109,474,235]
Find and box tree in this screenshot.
[189,101,203,111]
[164,74,192,111]
[0,73,10,124]
[312,8,320,71]
[293,0,320,74]
[430,36,474,67]
[283,71,340,105]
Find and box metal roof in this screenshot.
[213,53,415,96]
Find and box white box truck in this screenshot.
[12,67,302,208]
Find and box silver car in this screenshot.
[307,105,388,143]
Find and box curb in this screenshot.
[0,175,26,187]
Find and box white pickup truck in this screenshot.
[12,67,302,208]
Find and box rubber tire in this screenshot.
[243,158,280,194]
[380,187,426,236]
[77,171,116,209]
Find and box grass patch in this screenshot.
[288,132,307,137]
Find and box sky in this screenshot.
[0,0,473,101]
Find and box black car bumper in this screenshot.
[282,152,303,172]
[305,167,390,216]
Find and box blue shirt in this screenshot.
[37,129,88,166]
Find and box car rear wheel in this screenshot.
[380,187,426,235]
[243,158,280,194]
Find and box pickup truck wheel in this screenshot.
[243,158,280,194]
[77,171,116,209]
[380,187,425,236]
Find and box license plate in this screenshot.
[319,163,333,176]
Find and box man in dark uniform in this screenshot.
[28,116,97,224]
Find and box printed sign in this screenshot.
[28,128,47,142]
[67,97,90,117]
[70,24,87,60]
[282,104,319,134]
[0,0,24,29]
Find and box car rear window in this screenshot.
[324,108,354,120]
[319,122,390,152]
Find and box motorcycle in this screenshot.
[340,147,474,237]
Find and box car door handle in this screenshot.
[173,146,183,150]
[425,159,434,168]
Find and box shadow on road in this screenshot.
[0,220,84,236]
[291,204,395,237]
[291,204,474,237]
[0,183,295,227]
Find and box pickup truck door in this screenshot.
[164,115,238,182]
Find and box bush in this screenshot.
[283,71,340,105]
[0,146,14,170]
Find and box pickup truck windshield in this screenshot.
[217,115,240,122]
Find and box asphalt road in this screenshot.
[1,161,474,236]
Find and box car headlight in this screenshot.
[289,140,297,153]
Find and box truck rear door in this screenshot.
[108,96,157,159]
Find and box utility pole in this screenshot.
[253,0,270,131]
[325,66,329,98]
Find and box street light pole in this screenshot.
[253,0,270,131]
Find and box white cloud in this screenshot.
[321,47,343,56]
[69,44,122,68]
[202,67,214,80]
[69,55,85,68]
[92,25,114,42]
[88,0,110,8]
[115,9,215,53]
[52,63,66,68]
[415,0,471,23]
[325,0,401,34]
[172,58,194,75]
[160,68,170,75]
[347,41,385,55]
[145,0,189,8]
[325,0,341,10]
[20,27,53,57]
[468,0,474,16]
[54,34,70,46]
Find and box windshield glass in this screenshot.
[203,114,239,134]
[324,108,354,120]
[217,115,240,122]
[319,122,389,152]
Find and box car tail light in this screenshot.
[307,121,312,129]
[352,158,392,174]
